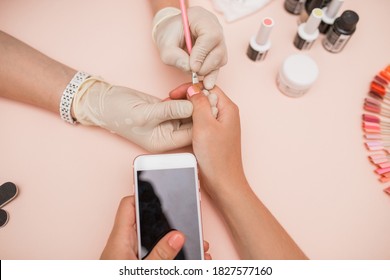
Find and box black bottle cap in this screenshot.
[321,0,332,8]
[305,0,325,13]
[335,10,359,33]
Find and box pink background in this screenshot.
[0,0,389,259]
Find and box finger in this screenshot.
[145,231,185,260]
[196,43,227,76]
[100,196,137,260]
[207,86,234,110]
[207,92,218,107]
[169,82,206,100]
[151,99,193,122]
[190,33,222,73]
[203,240,210,253]
[160,47,191,72]
[112,196,136,231]
[169,83,193,100]
[188,87,215,125]
[171,125,193,148]
[211,107,219,118]
[205,253,212,260]
[202,69,219,90]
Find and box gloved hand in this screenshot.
[72,77,194,152]
[152,6,228,90]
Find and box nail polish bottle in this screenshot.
[299,0,325,24]
[318,0,344,34]
[247,18,274,61]
[294,8,323,50]
[284,0,306,15]
[322,10,359,53]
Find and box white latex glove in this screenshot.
[152,6,228,90]
[72,77,193,152]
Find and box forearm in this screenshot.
[149,0,182,15]
[214,182,307,260]
[0,31,76,114]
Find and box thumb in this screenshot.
[188,87,214,124]
[160,47,191,72]
[151,99,193,122]
[145,231,185,260]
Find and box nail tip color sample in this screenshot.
[362,65,390,196]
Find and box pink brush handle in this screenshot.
[179,0,192,53]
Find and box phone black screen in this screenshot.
[136,167,202,260]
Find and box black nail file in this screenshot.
[0,182,18,208]
[0,208,9,227]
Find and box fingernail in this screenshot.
[203,75,216,90]
[187,85,201,97]
[202,89,210,96]
[211,106,218,118]
[208,93,218,107]
[168,233,185,251]
[204,78,216,90]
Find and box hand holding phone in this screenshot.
[134,153,204,260]
[101,196,193,260]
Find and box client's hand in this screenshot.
[170,84,246,201]
[72,77,194,153]
[100,196,211,260]
[170,84,307,260]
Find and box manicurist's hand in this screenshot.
[0,31,194,153]
[152,5,227,90]
[100,196,211,260]
[72,78,194,153]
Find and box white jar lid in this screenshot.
[280,54,319,91]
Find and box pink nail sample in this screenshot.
[379,176,390,183]
[378,162,390,169]
[365,134,382,140]
[363,114,379,123]
[363,122,380,128]
[375,167,390,175]
[365,141,383,147]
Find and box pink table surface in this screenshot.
[0,0,389,260]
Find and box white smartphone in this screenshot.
[133,153,204,260]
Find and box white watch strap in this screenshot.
[59,71,90,124]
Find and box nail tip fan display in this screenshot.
[362,65,390,196]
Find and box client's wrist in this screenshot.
[205,173,250,204]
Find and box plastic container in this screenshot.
[277,54,319,97]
